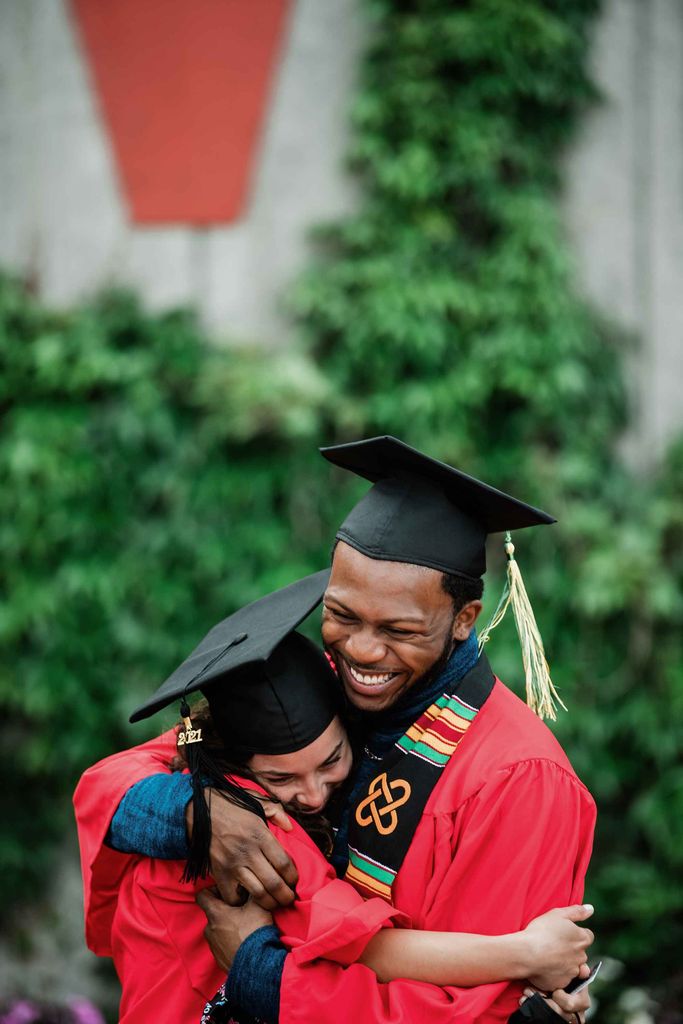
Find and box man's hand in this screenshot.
[186,789,298,909]
[196,888,273,973]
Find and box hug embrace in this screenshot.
[74,436,597,1024]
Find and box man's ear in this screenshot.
[452,600,483,643]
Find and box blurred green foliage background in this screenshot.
[1,1,682,1021]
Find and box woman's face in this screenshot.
[248,716,352,815]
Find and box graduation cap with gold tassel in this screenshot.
[320,435,565,721]
[129,570,336,881]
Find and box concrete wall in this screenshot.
[562,0,683,464]
[1,0,682,457]
[0,0,363,344]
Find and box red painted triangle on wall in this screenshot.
[70,0,292,225]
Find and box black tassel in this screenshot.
[179,699,268,884]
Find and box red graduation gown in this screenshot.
[279,681,596,1024]
[74,734,403,1024]
[74,679,595,1024]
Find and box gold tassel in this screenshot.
[478,532,566,720]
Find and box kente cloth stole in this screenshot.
[345,654,495,902]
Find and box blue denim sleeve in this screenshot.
[225,924,286,1023]
[106,772,192,859]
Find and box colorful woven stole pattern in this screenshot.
[345,655,495,902]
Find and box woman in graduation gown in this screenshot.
[74,576,593,1024]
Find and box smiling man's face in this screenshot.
[322,542,481,712]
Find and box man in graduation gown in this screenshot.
[74,436,596,1023]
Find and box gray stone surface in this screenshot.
[0,0,125,301]
[1,0,681,448]
[562,0,683,464]
[0,0,364,342]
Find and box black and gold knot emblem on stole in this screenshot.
[345,655,495,902]
[356,773,412,835]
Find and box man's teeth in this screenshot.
[348,665,395,686]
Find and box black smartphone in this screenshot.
[564,960,603,994]
[507,960,604,1022]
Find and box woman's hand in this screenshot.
[521,905,594,992]
[196,888,274,973]
[520,984,592,1023]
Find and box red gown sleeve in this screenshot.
[108,819,408,1024]
[279,759,596,1024]
[72,729,178,955]
[273,828,408,966]
[112,860,223,1024]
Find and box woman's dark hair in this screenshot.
[173,699,334,858]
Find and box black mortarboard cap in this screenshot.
[129,570,338,885]
[205,630,340,759]
[321,436,555,580]
[129,569,332,724]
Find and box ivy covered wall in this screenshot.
[1,2,681,1021]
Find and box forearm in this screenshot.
[225,925,285,1023]
[106,772,191,858]
[359,927,530,986]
